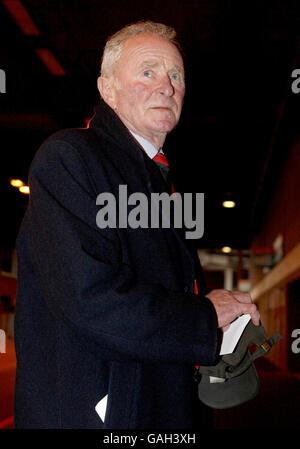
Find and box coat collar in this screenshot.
[89,100,167,193]
[89,101,195,273]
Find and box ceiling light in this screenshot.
[3,0,40,36]
[222,200,236,208]
[19,185,30,194]
[10,178,24,187]
[222,246,232,254]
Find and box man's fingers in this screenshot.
[232,291,253,304]
[206,289,260,329]
[232,291,260,325]
[238,302,260,325]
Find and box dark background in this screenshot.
[1,0,300,253]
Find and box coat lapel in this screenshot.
[89,101,195,278]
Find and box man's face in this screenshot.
[101,34,185,148]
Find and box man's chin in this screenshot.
[153,120,178,134]
[148,115,178,133]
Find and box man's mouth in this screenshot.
[151,106,172,111]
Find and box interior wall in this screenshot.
[250,137,300,373]
[256,287,287,371]
[252,136,300,255]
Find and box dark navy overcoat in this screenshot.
[14,101,218,429]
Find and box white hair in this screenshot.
[100,20,182,77]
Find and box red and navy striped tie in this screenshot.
[154,152,200,370]
[153,152,170,167]
[153,152,175,194]
[154,152,199,294]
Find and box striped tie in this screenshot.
[154,153,199,297]
[153,152,170,167]
[153,152,175,193]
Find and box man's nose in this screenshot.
[157,74,175,96]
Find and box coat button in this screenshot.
[184,286,189,293]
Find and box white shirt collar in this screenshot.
[129,130,162,159]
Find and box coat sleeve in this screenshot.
[20,135,218,366]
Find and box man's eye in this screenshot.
[143,70,151,77]
[170,73,179,81]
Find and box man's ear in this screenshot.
[97,76,117,109]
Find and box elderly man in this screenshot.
[14,21,259,429]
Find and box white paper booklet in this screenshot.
[95,394,108,423]
[220,314,251,355]
[209,314,251,383]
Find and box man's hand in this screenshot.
[205,289,260,330]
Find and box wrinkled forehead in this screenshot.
[118,33,184,72]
